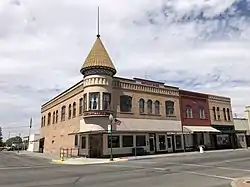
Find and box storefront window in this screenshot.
[159,135,166,150]
[122,135,134,147]
[217,134,230,146]
[136,135,146,146]
[108,135,120,148]
[175,135,182,149]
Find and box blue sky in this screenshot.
[0,0,250,139]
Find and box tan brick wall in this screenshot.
[208,96,234,126]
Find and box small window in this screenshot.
[103,93,111,110]
[155,100,160,115]
[199,108,205,119]
[74,135,78,146]
[56,110,58,123]
[136,135,146,146]
[73,102,76,117]
[81,136,86,149]
[217,107,220,120]
[79,98,83,115]
[212,107,216,120]
[227,108,231,121]
[147,100,153,114]
[47,113,51,125]
[108,135,120,148]
[61,106,66,121]
[186,107,193,118]
[223,108,227,120]
[120,95,132,112]
[89,92,100,110]
[165,101,174,116]
[52,112,55,124]
[68,104,72,119]
[122,136,133,147]
[139,98,145,113]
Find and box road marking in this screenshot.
[186,171,235,180]
[153,167,168,171]
[0,165,55,170]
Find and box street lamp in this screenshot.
[109,114,114,161]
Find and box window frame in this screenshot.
[223,108,227,120]
[52,111,55,124]
[103,92,111,110]
[139,98,145,114]
[89,92,100,110]
[108,135,120,148]
[217,107,220,120]
[165,101,175,116]
[56,110,58,123]
[120,95,132,112]
[212,107,216,120]
[61,106,66,121]
[199,107,205,119]
[79,98,83,115]
[73,102,76,117]
[81,136,86,149]
[136,135,146,147]
[227,108,231,121]
[47,113,51,125]
[186,106,193,118]
[155,100,160,115]
[68,104,72,119]
[147,100,153,114]
[122,135,134,148]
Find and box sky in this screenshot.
[0,0,250,139]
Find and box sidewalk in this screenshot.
[13,150,60,160]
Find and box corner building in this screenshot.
[40,34,235,157]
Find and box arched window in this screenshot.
[52,111,55,124]
[68,104,72,119]
[43,116,46,126]
[217,107,220,120]
[155,100,160,115]
[47,113,51,125]
[165,101,174,116]
[73,102,76,117]
[139,98,145,113]
[227,108,231,121]
[199,107,205,119]
[186,106,193,118]
[61,106,66,121]
[79,98,83,115]
[147,100,153,114]
[223,108,227,120]
[212,107,216,120]
[55,110,58,123]
[120,95,132,112]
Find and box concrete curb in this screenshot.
[231,178,250,187]
[52,158,128,165]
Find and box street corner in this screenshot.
[231,178,250,187]
[51,158,128,165]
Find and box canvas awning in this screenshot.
[184,126,220,133]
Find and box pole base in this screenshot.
[110,158,114,161]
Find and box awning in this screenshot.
[184,126,220,133]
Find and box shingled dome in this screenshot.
[80,37,117,76]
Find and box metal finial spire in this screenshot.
[97,6,100,38]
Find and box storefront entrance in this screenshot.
[149,134,155,153]
[167,136,173,152]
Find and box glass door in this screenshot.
[167,136,173,152]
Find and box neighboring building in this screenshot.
[27,134,41,152]
[40,33,235,157]
[208,95,235,149]
[179,90,219,151]
[234,118,248,148]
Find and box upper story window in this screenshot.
[223,108,227,120]
[73,102,76,117]
[103,93,111,110]
[165,101,174,116]
[155,100,160,115]
[227,108,231,121]
[56,110,58,123]
[120,95,132,112]
[43,116,46,126]
[41,117,43,127]
[47,113,51,125]
[139,98,145,114]
[61,105,66,121]
[212,107,216,120]
[89,92,100,110]
[68,104,72,119]
[147,100,153,114]
[52,111,55,124]
[217,107,220,120]
[199,108,205,119]
[83,94,87,111]
[79,98,83,115]
[186,106,193,118]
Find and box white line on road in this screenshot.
[0,165,55,170]
[186,171,235,180]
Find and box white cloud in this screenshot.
[0,0,250,139]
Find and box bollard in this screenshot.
[199,146,204,153]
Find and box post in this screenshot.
[182,126,186,152]
[109,114,114,161]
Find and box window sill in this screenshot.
[119,112,134,115]
[166,115,176,117]
[140,113,161,116]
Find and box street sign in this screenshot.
[108,124,111,133]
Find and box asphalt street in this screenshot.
[1,149,250,187]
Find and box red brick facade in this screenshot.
[179,90,210,126]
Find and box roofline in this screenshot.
[41,80,83,108]
[179,89,208,98]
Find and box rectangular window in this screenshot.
[227,108,231,121]
[79,98,83,115]
[136,135,146,146]
[74,135,78,146]
[89,92,100,110]
[223,108,227,120]
[175,135,182,149]
[120,95,132,112]
[217,107,220,120]
[81,136,86,149]
[103,93,111,110]
[212,107,216,120]
[83,94,87,111]
[159,135,166,150]
[122,135,133,147]
[108,135,120,148]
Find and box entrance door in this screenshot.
[89,134,103,158]
[149,137,155,153]
[167,136,173,152]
